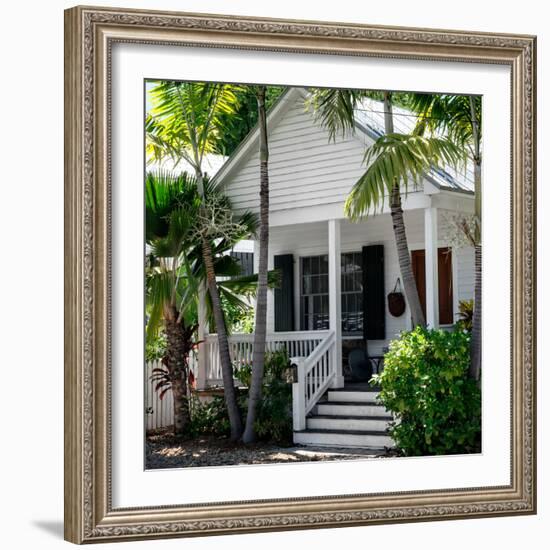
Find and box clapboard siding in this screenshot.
[262,211,475,354]
[455,246,475,303]
[222,92,370,214]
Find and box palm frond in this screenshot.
[145,170,200,242]
[307,88,366,141]
[408,93,481,152]
[345,133,467,219]
[146,270,174,338]
[218,269,281,297]
[146,81,242,166]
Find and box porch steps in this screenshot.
[306,415,390,432]
[315,401,387,417]
[326,389,380,402]
[293,429,393,449]
[294,386,394,449]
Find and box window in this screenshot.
[341,252,363,334]
[229,251,254,277]
[300,255,329,330]
[300,252,363,334]
[411,247,454,325]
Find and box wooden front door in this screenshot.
[411,247,454,325]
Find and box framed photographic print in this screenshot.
[64,5,537,544]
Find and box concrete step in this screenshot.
[294,429,393,449]
[315,401,390,417]
[327,389,380,403]
[306,415,391,432]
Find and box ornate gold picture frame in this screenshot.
[64,5,536,544]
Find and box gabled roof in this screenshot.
[354,97,475,193]
[213,87,474,195]
[211,87,304,187]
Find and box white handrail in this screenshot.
[292,331,336,431]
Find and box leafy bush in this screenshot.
[189,348,293,444]
[253,349,293,444]
[234,361,252,388]
[145,332,167,362]
[456,299,474,332]
[231,307,255,334]
[372,327,481,456]
[188,394,241,438]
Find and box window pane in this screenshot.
[302,257,311,277]
[314,295,322,314]
[312,255,320,275]
[300,255,330,331]
[355,271,363,292]
[309,275,317,294]
[319,273,328,294]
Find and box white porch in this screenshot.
[193,195,475,446]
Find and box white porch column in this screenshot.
[328,219,344,388]
[196,282,208,390]
[424,206,439,328]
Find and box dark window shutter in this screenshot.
[438,248,453,324]
[274,254,295,332]
[362,245,385,340]
[229,251,254,277]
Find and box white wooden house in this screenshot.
[192,87,475,448]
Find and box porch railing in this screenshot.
[204,330,330,384]
[291,331,336,431]
[146,330,337,432]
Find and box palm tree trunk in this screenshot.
[194,168,243,440]
[243,86,269,443]
[470,242,482,381]
[383,92,426,328]
[390,184,426,327]
[163,306,191,436]
[201,237,243,440]
[468,96,482,383]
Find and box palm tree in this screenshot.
[408,94,482,381]
[243,86,270,444]
[309,89,465,328]
[146,81,245,439]
[145,170,259,437]
[145,170,202,436]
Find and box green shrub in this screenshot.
[234,361,252,388]
[145,332,167,362]
[189,348,293,444]
[456,299,474,332]
[372,326,481,456]
[254,349,293,444]
[188,395,232,437]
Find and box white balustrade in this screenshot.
[146,330,336,432]
[204,330,330,384]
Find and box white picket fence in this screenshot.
[145,331,331,431]
[145,359,175,431]
[145,353,199,431]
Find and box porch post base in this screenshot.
[331,374,345,389]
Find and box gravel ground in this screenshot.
[146,430,386,469]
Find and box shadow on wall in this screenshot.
[32,520,64,540]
